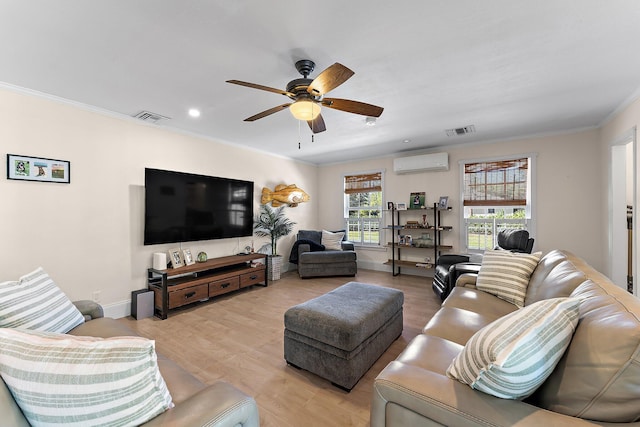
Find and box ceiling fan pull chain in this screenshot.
[298,120,302,149]
[312,134,315,143]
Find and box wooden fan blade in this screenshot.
[322,98,384,117]
[226,80,295,98]
[244,104,291,121]
[307,114,326,133]
[306,63,354,96]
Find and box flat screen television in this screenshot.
[144,168,254,245]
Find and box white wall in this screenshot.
[317,129,604,272]
[0,87,319,315]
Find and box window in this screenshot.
[344,171,383,245]
[462,157,533,252]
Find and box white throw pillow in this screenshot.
[476,250,542,307]
[0,328,173,427]
[0,267,84,333]
[322,230,345,250]
[446,297,580,399]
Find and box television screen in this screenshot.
[144,168,254,245]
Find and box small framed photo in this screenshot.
[182,248,195,266]
[168,248,185,268]
[438,196,449,210]
[396,202,407,210]
[387,201,395,210]
[7,154,70,183]
[409,192,426,209]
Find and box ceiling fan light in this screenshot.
[289,100,321,121]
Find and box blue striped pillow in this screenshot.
[446,297,581,399]
[0,328,173,426]
[0,268,84,333]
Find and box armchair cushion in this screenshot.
[298,230,322,245]
[322,230,345,250]
[496,229,534,253]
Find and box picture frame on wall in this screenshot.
[409,192,426,209]
[182,248,195,266]
[396,202,407,210]
[168,249,185,268]
[6,154,70,184]
[387,201,395,210]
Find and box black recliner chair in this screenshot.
[432,228,534,301]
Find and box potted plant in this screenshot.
[254,204,296,280]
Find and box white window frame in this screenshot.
[344,170,384,246]
[459,154,537,254]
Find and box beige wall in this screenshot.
[318,129,604,272]
[3,83,636,314]
[0,87,318,314]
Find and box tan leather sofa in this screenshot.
[372,250,640,426]
[0,303,260,427]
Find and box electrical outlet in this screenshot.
[92,291,101,303]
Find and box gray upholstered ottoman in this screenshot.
[284,281,403,391]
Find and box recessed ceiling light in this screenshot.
[365,117,377,126]
[188,108,201,118]
[402,139,411,144]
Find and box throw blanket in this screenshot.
[289,239,325,264]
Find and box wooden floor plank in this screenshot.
[119,268,442,426]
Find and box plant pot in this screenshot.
[268,255,283,281]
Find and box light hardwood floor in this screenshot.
[119,269,442,427]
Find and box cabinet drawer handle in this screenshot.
[221,283,230,288]
[185,291,196,299]
[249,275,258,280]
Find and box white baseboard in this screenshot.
[103,300,130,319]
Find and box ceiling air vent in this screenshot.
[445,124,476,137]
[132,111,170,123]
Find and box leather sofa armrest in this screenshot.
[372,362,595,427]
[143,381,259,427]
[455,273,478,288]
[341,241,355,251]
[73,300,104,321]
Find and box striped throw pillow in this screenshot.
[0,328,173,427]
[476,250,542,307]
[0,267,84,333]
[446,297,580,399]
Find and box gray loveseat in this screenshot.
[372,250,640,426]
[1,301,260,427]
[291,230,357,278]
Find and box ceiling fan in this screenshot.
[226,59,384,134]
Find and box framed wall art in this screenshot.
[7,154,70,184]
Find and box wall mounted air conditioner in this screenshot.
[393,152,449,174]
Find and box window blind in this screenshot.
[344,172,382,194]
[463,158,528,206]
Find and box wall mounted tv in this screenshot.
[144,168,254,245]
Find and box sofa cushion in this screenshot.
[298,230,322,245]
[0,328,173,426]
[322,230,345,250]
[0,267,84,333]
[446,297,580,400]
[529,279,640,422]
[476,250,542,307]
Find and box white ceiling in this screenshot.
[2,1,640,165]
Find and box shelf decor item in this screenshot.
[182,249,195,266]
[438,196,449,210]
[409,192,426,209]
[396,202,407,210]
[254,204,296,281]
[7,154,70,184]
[168,249,184,268]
